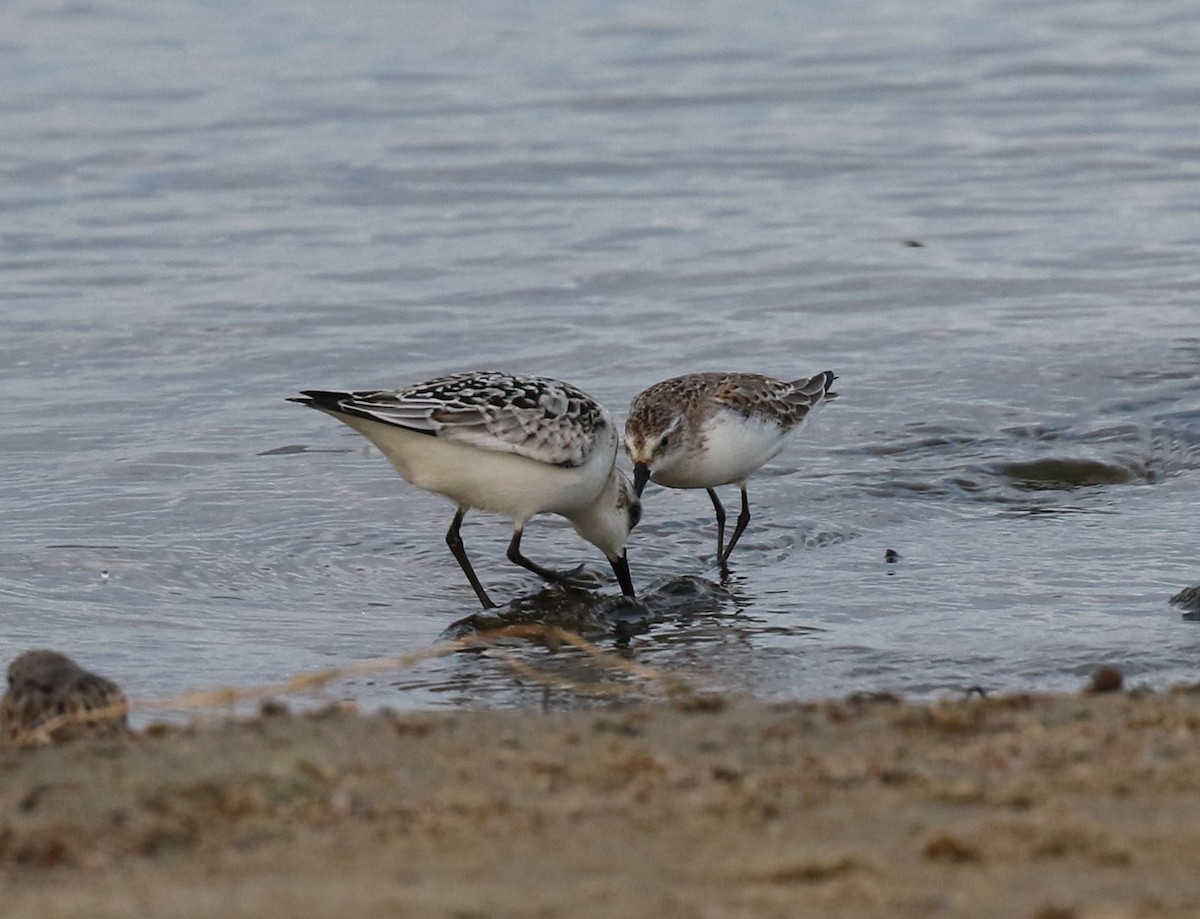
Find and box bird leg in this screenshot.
[444,508,495,609]
[707,487,728,565]
[718,485,752,567]
[506,527,598,590]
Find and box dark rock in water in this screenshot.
[439,585,655,643]
[438,575,736,644]
[1,649,128,745]
[998,457,1134,489]
[1169,585,1200,619]
[643,575,736,619]
[650,574,732,602]
[884,548,901,563]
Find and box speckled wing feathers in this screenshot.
[308,372,611,468]
[712,371,836,431]
[631,371,836,435]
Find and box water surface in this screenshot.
[2,0,1198,713]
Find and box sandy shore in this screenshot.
[3,686,1200,919]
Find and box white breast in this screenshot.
[335,413,618,523]
[654,412,792,489]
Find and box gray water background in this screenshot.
[2,0,1199,712]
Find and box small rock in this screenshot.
[1088,666,1123,694]
[922,831,982,863]
[1,649,128,745]
[1169,585,1200,618]
[259,698,290,718]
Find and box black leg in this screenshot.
[445,508,495,609]
[506,527,595,589]
[707,487,727,564]
[719,485,752,567]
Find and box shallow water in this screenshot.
[2,0,1199,713]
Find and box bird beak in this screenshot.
[609,550,636,599]
[632,462,651,497]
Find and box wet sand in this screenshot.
[4,687,1200,919]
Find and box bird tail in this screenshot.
[288,390,357,413]
[792,371,837,403]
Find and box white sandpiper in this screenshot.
[624,370,837,568]
[291,371,640,609]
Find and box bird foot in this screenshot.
[551,563,601,590]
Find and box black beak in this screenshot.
[632,462,651,497]
[609,550,636,599]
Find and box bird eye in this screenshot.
[629,502,643,530]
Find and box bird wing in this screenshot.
[711,371,837,430]
[297,372,611,468]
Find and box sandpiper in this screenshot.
[625,371,836,568]
[291,372,640,608]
